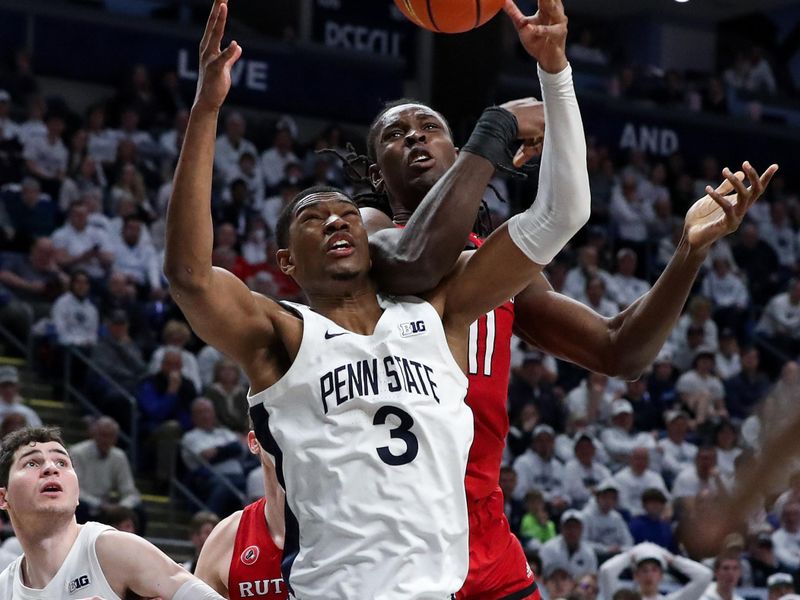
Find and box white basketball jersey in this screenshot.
[0,522,120,599]
[248,295,473,600]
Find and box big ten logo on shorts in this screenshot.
[399,320,426,337]
[177,50,269,93]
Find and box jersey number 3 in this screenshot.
[468,310,496,376]
[374,405,418,466]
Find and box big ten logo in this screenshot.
[619,123,679,156]
[323,22,403,58]
[68,574,90,593]
[399,320,426,337]
[177,49,269,93]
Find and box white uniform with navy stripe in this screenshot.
[0,522,120,599]
[248,295,473,600]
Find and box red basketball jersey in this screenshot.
[464,232,515,500]
[229,498,287,600]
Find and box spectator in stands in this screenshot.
[539,510,598,579]
[182,511,220,574]
[113,107,154,154]
[0,236,67,343]
[89,309,147,426]
[541,562,575,600]
[0,90,19,141]
[159,109,188,165]
[507,350,563,431]
[578,276,619,318]
[203,357,247,434]
[98,270,152,351]
[23,112,68,199]
[701,257,749,334]
[601,400,656,469]
[110,215,163,299]
[567,29,608,65]
[658,410,697,485]
[626,376,664,433]
[713,420,742,478]
[772,472,800,523]
[628,488,675,551]
[512,424,568,511]
[500,465,525,535]
[760,201,797,272]
[756,280,800,360]
[181,397,246,517]
[214,111,257,181]
[71,416,144,531]
[519,489,556,549]
[765,572,794,599]
[102,505,138,534]
[51,269,99,348]
[565,372,614,424]
[745,47,777,95]
[700,554,745,600]
[653,70,687,108]
[613,448,670,517]
[672,445,727,500]
[58,155,106,213]
[261,116,300,190]
[136,347,195,436]
[225,150,265,209]
[563,432,611,508]
[148,319,202,393]
[702,76,729,115]
[715,329,741,380]
[0,412,27,437]
[0,365,42,427]
[647,347,678,410]
[733,223,781,306]
[672,297,719,369]
[18,94,46,143]
[610,172,654,260]
[581,479,633,562]
[3,177,58,251]
[52,200,114,282]
[600,542,712,600]
[110,162,154,221]
[609,248,650,310]
[676,347,727,426]
[746,533,780,588]
[563,245,613,301]
[507,402,540,459]
[86,104,118,166]
[772,501,800,572]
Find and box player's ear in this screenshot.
[247,431,260,455]
[368,164,385,192]
[276,248,294,276]
[0,487,8,511]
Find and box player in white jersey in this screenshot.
[0,427,227,600]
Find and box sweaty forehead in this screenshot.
[377,104,446,131]
[15,441,68,462]
[293,192,357,217]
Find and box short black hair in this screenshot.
[0,426,66,487]
[275,185,354,249]
[366,98,452,163]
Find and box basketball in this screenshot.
[393,0,505,33]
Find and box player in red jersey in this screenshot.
[195,431,286,599]
[343,0,778,596]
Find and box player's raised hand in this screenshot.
[503,0,568,74]
[500,97,545,167]
[684,161,778,252]
[194,0,243,113]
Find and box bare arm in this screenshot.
[514,163,778,379]
[97,530,224,599]
[195,511,241,596]
[163,0,277,364]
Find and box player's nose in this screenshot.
[323,214,349,234]
[404,129,426,146]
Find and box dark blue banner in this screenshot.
[311,0,418,74]
[29,15,403,123]
[0,8,27,62]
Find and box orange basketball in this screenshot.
[394,0,505,34]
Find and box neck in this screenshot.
[388,192,425,226]
[306,283,383,335]
[16,517,80,589]
[263,473,285,550]
[717,583,734,598]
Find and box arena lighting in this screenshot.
[674,0,690,3]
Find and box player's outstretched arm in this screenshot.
[365,98,544,295]
[96,530,226,599]
[164,0,278,364]
[513,162,777,379]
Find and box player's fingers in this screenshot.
[221,41,242,68]
[503,0,528,29]
[520,21,566,36]
[705,185,736,217]
[199,0,222,54]
[207,1,229,55]
[722,167,748,201]
[512,142,540,168]
[758,163,779,193]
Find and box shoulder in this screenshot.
[204,510,242,554]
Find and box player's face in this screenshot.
[0,441,79,519]
[370,104,457,208]
[279,194,370,292]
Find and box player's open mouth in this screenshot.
[40,481,63,495]
[408,148,434,169]
[326,234,355,257]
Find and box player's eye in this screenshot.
[26,460,38,467]
[384,129,403,140]
[423,122,440,130]
[56,460,67,467]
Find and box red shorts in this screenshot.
[456,488,540,600]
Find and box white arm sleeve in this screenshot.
[507,63,591,265]
[665,556,713,600]
[172,578,226,600]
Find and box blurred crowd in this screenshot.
[0,29,799,600]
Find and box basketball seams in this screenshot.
[474,0,481,29]
[426,0,441,31]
